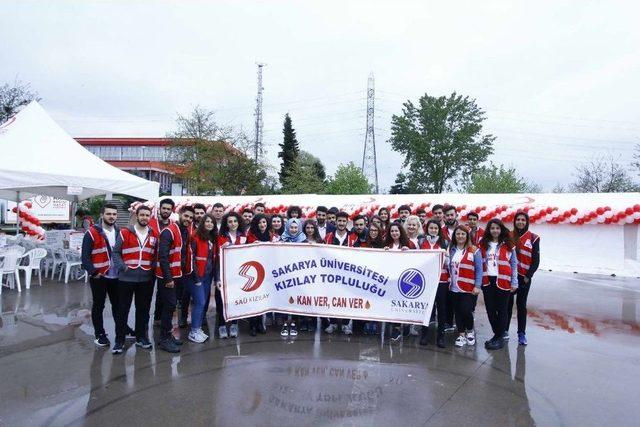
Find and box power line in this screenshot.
[361,73,379,193]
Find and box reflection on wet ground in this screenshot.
[0,270,638,426]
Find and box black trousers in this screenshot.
[507,275,531,334]
[158,277,186,340]
[452,292,475,333]
[424,282,449,336]
[445,290,455,325]
[482,276,511,338]
[89,277,119,338]
[115,280,154,342]
[214,285,237,326]
[154,279,163,321]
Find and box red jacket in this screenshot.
[120,227,158,271]
[86,226,111,275]
[481,242,515,291]
[325,231,357,246]
[516,230,539,276]
[420,239,450,283]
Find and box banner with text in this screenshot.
[222,243,444,325]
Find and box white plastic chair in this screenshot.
[17,248,47,289]
[61,250,86,284]
[0,245,25,257]
[0,250,22,295]
[51,248,67,280]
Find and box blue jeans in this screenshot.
[201,271,213,323]
[187,278,205,331]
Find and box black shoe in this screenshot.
[250,326,257,337]
[485,338,505,350]
[126,327,136,340]
[484,336,499,346]
[112,341,124,354]
[419,327,429,346]
[135,337,153,349]
[172,336,184,346]
[178,317,188,329]
[159,338,180,353]
[94,334,110,347]
[436,335,445,348]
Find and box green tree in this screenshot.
[281,158,326,194]
[299,150,326,182]
[1,80,40,124]
[167,106,272,195]
[278,114,300,186]
[325,162,373,195]
[464,163,540,193]
[390,92,494,193]
[389,172,411,194]
[570,156,639,192]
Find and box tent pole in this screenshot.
[15,191,20,236]
[70,196,78,229]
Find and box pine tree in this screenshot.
[278,114,300,187]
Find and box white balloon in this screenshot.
[604,211,614,219]
[597,216,605,223]
[545,214,553,221]
[626,216,634,224]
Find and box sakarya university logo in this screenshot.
[397,268,426,299]
[239,261,266,292]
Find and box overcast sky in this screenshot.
[2,1,639,192]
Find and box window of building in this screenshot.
[121,146,142,160]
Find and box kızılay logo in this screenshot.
[239,261,266,292]
[397,268,425,299]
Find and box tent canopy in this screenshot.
[0,101,159,201]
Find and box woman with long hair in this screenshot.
[302,220,324,243]
[189,214,218,343]
[378,207,390,231]
[245,214,272,336]
[385,222,415,341]
[479,219,519,350]
[449,225,482,348]
[215,211,247,339]
[508,212,540,346]
[419,219,449,348]
[404,214,424,248]
[361,222,385,335]
[280,218,306,337]
[270,214,284,241]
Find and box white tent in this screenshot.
[0,101,159,201]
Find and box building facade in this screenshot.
[75,138,183,195]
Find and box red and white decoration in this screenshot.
[12,201,46,240]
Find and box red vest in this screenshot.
[481,243,514,291]
[217,233,247,248]
[453,246,479,293]
[155,223,191,279]
[420,239,450,283]
[325,231,357,246]
[441,224,457,242]
[470,227,484,246]
[87,226,111,275]
[193,235,215,277]
[517,231,539,276]
[120,227,157,271]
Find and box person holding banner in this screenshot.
[449,225,482,348]
[270,214,284,241]
[112,205,158,354]
[279,218,307,337]
[189,214,218,343]
[324,212,356,335]
[479,219,518,350]
[302,220,324,244]
[360,222,385,335]
[385,222,415,342]
[507,211,540,346]
[419,219,450,348]
[216,211,246,339]
[156,205,195,353]
[246,214,272,336]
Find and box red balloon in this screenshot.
[577,219,584,225]
[570,208,578,215]
[604,206,611,211]
[604,218,611,224]
[596,207,604,215]
[634,204,640,212]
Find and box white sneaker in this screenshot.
[342,324,353,335]
[289,323,298,337]
[409,325,420,336]
[455,335,467,347]
[466,331,476,346]
[229,323,238,338]
[281,323,289,337]
[198,329,209,342]
[189,329,206,343]
[218,326,228,339]
[324,324,337,334]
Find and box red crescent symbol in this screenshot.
[239,261,266,292]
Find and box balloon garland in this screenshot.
[12,201,46,240]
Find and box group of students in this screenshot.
[82,199,540,355]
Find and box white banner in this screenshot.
[5,196,70,223]
[221,243,444,325]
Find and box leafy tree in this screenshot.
[464,163,540,193]
[299,150,326,182]
[0,80,40,124]
[278,114,300,186]
[633,143,640,177]
[281,158,326,194]
[167,106,272,195]
[570,156,639,192]
[390,92,494,193]
[389,172,411,194]
[551,183,566,193]
[325,162,373,195]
